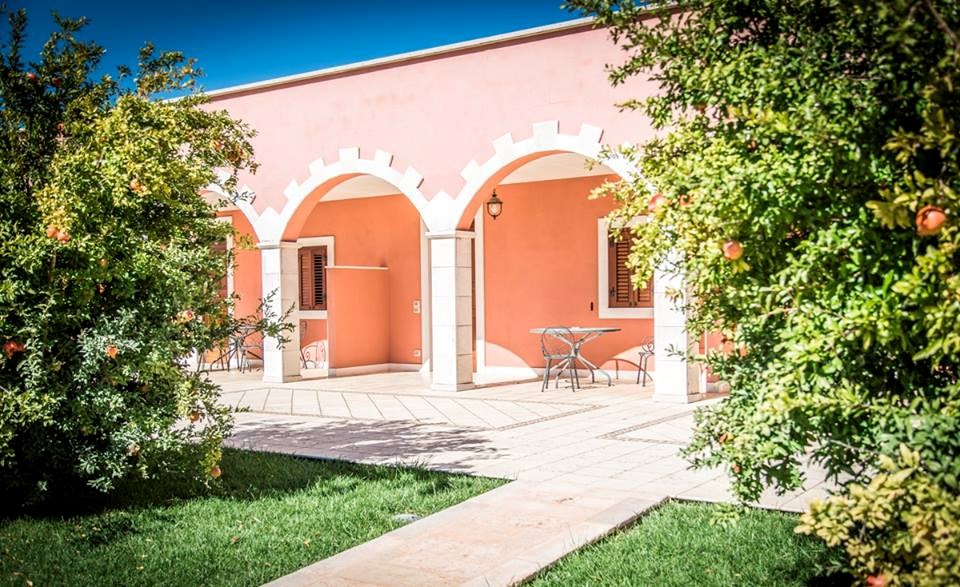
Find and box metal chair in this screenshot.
[300,340,327,369]
[228,323,262,373]
[636,336,654,386]
[540,327,580,392]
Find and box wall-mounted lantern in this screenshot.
[485,189,503,220]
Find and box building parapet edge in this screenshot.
[203,17,596,99]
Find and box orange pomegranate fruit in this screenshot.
[722,240,743,261]
[3,341,25,358]
[916,205,946,236]
[648,193,666,212]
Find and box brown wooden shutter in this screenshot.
[211,240,229,300]
[299,246,327,311]
[312,247,327,310]
[299,248,314,310]
[609,237,632,308]
[636,277,653,308]
[608,236,653,308]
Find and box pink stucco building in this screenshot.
[206,18,704,402]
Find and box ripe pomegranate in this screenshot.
[105,345,118,359]
[648,193,666,212]
[722,240,743,261]
[210,465,222,479]
[3,341,25,358]
[916,205,946,237]
[188,410,201,423]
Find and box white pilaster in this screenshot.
[428,230,475,391]
[652,257,704,403]
[419,220,432,379]
[259,241,302,383]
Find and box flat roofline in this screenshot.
[203,17,596,99]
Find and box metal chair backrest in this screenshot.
[301,340,327,368]
[638,336,654,354]
[541,327,576,360]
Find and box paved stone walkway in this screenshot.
[214,372,831,586]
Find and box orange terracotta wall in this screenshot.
[299,194,422,365]
[300,319,327,347]
[327,267,390,369]
[483,175,654,371]
[219,210,262,318]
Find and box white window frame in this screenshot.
[597,217,653,319]
[297,236,335,319]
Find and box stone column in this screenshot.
[428,231,474,391]
[259,241,302,383]
[652,258,705,403]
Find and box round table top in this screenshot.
[529,326,622,334]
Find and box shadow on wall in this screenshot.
[227,417,498,474]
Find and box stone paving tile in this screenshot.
[261,388,292,413]
[235,387,269,412]
[214,372,832,586]
[392,395,446,422]
[224,383,607,433]
[317,393,352,419]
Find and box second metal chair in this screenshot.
[540,326,580,391]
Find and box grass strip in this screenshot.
[1,448,503,586]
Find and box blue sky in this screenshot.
[10,1,584,92]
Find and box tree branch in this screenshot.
[921,0,960,57]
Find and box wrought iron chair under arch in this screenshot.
[540,326,581,392]
[636,336,654,386]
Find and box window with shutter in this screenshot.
[299,246,327,311]
[608,236,653,309]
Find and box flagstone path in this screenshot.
[212,372,830,586]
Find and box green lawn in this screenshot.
[0,449,504,587]
[531,501,846,587]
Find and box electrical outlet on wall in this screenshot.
[412,300,421,314]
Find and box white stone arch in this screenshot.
[255,148,429,243]
[253,148,432,384]
[420,120,644,232]
[202,173,262,238]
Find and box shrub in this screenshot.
[0,10,270,503]
[567,0,960,582]
[798,447,960,585]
